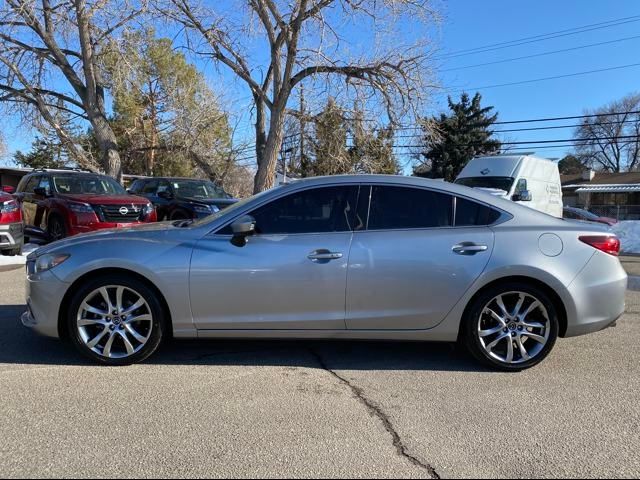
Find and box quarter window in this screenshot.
[455,197,502,226]
[367,186,453,230]
[248,186,359,235]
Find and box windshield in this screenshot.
[53,175,126,195]
[172,180,229,199]
[455,176,515,192]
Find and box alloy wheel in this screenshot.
[477,291,551,365]
[76,285,153,359]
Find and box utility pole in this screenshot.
[299,84,307,177]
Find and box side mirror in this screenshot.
[158,190,173,200]
[33,187,49,197]
[230,215,256,247]
[513,190,532,202]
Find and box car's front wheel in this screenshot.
[461,282,559,371]
[67,275,166,365]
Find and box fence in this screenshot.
[588,205,640,221]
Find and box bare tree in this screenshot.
[161,0,438,192]
[0,0,148,177]
[575,93,640,172]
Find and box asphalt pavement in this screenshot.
[0,266,638,478]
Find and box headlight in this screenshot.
[68,202,94,214]
[142,203,155,216]
[193,204,214,214]
[0,200,19,214]
[34,253,70,273]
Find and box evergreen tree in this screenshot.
[14,136,68,170]
[417,93,501,181]
[102,29,231,178]
[310,98,351,176]
[558,154,586,174]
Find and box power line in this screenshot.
[442,34,640,72]
[454,62,640,93]
[438,15,640,59]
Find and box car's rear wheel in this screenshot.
[1,247,20,256]
[48,216,67,241]
[67,275,165,365]
[461,283,559,371]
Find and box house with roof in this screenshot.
[562,170,640,220]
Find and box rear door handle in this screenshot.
[452,242,488,255]
[308,249,343,261]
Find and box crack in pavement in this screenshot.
[309,349,440,479]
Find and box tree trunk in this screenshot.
[92,114,121,179]
[254,110,286,193]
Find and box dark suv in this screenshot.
[15,169,157,241]
[128,177,237,221]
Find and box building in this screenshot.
[562,170,640,220]
[0,167,30,190]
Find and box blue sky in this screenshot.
[2,0,640,168]
[433,0,640,159]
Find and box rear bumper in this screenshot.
[563,251,627,338]
[0,222,24,250]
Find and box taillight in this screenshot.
[579,235,621,256]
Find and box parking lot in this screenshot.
[0,266,638,479]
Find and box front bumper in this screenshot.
[22,269,68,338]
[563,251,627,337]
[0,222,24,251]
[69,221,152,237]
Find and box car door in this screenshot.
[18,175,41,229]
[346,185,497,330]
[190,185,360,330]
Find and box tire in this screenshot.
[67,274,166,366]
[460,282,559,371]
[48,216,67,242]
[1,247,21,256]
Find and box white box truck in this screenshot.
[454,154,563,217]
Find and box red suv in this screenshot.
[15,169,157,241]
[0,190,23,255]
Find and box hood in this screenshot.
[58,193,150,205]
[31,221,178,258]
[473,187,509,197]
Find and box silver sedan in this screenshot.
[21,175,627,370]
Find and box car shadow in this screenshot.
[0,304,492,372]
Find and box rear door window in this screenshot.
[367,185,453,230]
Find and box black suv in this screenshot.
[128,177,237,221]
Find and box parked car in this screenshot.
[128,177,237,221]
[0,190,24,256]
[455,154,563,217]
[15,169,157,241]
[22,175,626,370]
[563,206,617,226]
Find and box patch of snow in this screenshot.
[0,243,40,267]
[611,221,640,254]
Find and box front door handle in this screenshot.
[308,249,343,261]
[452,242,488,255]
